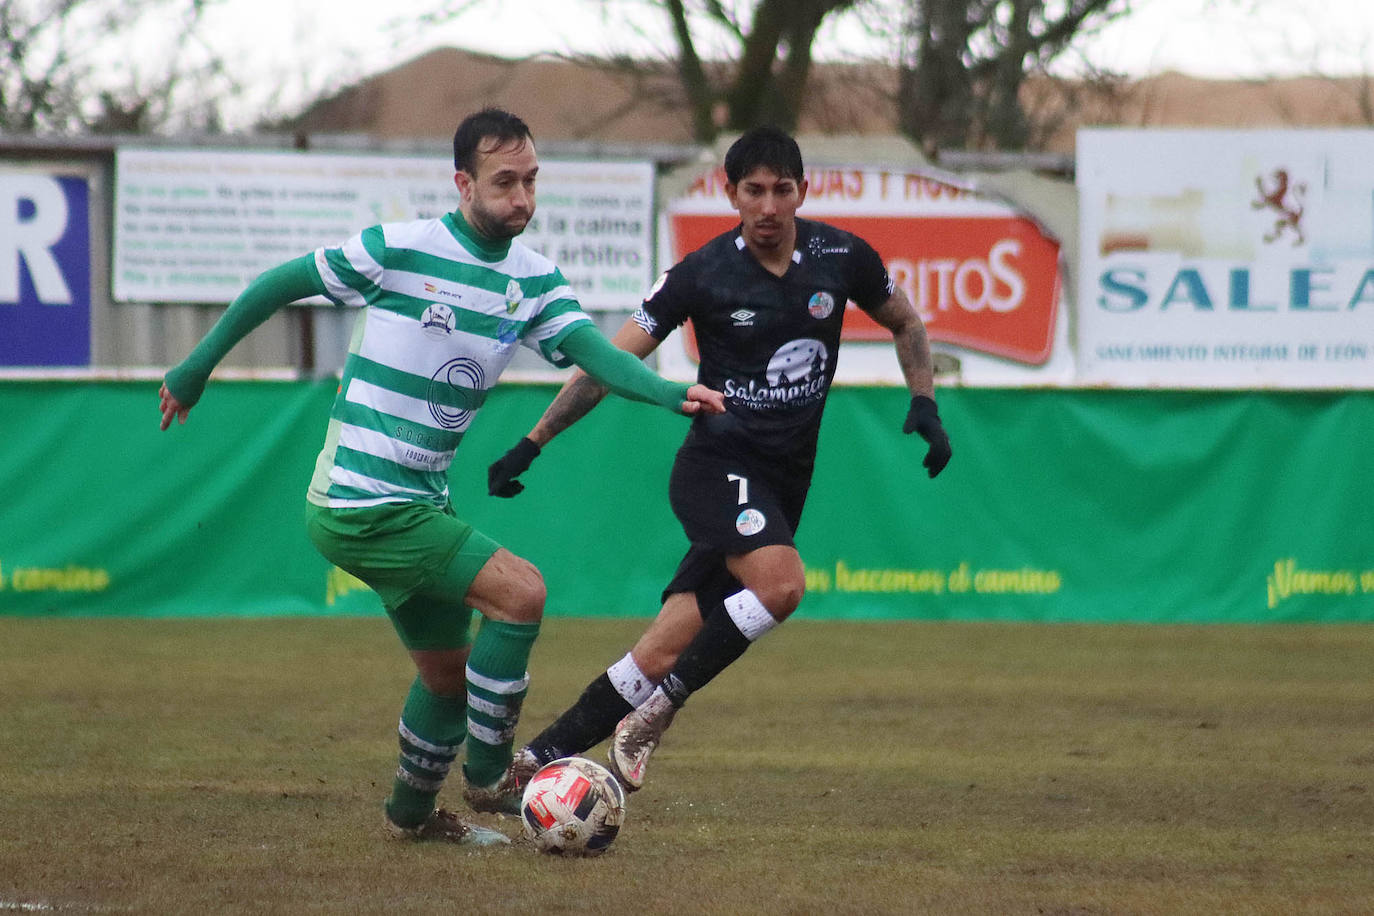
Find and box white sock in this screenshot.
[606,652,656,707]
[724,589,779,641]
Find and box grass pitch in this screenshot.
[2,616,1372,914]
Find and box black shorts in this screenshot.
[662,442,811,604]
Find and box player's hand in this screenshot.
[902,395,951,478]
[487,437,541,497]
[159,382,191,431]
[681,384,726,416]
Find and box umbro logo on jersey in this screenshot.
[731,309,755,326]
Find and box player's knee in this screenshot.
[470,550,546,624]
[630,645,677,682]
[507,558,546,623]
[754,577,804,621]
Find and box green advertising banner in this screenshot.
[1,381,1370,623]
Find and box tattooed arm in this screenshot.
[485,317,672,497]
[528,318,663,447]
[866,286,935,402]
[866,285,951,478]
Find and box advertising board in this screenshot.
[1078,129,1374,388]
[657,165,1069,385]
[0,169,91,367]
[113,149,655,310]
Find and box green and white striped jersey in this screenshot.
[306,210,590,509]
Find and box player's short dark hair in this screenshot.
[723,125,804,184]
[453,108,534,174]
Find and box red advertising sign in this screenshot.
[667,168,1062,365]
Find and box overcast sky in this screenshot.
[191,0,1374,128]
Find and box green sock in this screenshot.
[462,618,540,787]
[385,676,466,828]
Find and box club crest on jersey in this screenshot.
[731,309,755,326]
[807,291,835,319]
[420,303,455,339]
[504,279,523,314]
[735,509,766,536]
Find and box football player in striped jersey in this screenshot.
[158,108,724,843]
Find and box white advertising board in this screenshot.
[113,149,654,309]
[1078,129,1374,388]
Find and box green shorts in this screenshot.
[304,500,500,651]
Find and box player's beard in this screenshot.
[751,221,783,246]
[468,197,530,241]
[746,216,790,252]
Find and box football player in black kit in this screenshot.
[483,125,952,795]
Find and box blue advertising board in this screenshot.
[0,172,91,366]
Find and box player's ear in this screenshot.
[724,181,739,210]
[454,170,474,201]
[795,178,808,207]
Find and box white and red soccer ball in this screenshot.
[520,756,626,856]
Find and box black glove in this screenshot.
[487,437,541,497]
[902,395,951,479]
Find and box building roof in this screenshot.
[285,47,1374,158]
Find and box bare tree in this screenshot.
[643,0,864,141]
[638,0,1135,148]
[0,0,232,134]
[387,0,1133,150]
[895,0,1127,152]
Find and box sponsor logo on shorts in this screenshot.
[735,508,766,536]
[807,291,834,319]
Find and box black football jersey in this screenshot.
[634,218,893,463]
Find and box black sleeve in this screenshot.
[849,234,895,314]
[634,260,696,341]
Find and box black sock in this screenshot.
[660,602,752,707]
[527,672,633,763]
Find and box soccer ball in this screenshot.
[520,756,626,856]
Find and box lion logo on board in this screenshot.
[1251,168,1306,247]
